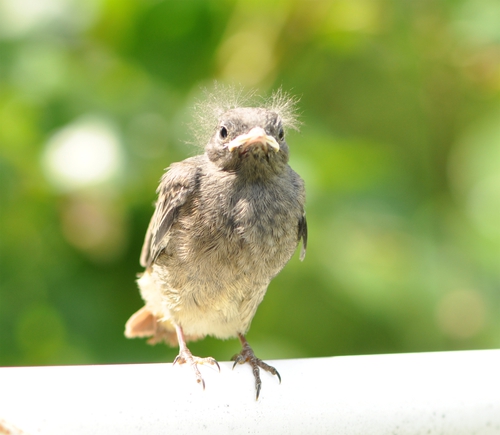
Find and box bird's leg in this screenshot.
[232,333,281,399]
[172,324,220,389]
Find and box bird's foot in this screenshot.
[232,335,281,400]
[173,348,220,390]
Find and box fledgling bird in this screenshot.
[125,88,307,399]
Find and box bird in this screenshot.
[125,87,307,399]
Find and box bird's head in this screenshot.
[205,107,291,176]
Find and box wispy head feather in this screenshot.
[266,87,301,132]
[191,83,301,148]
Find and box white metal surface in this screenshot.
[1,350,499,434]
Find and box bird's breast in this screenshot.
[204,179,300,264]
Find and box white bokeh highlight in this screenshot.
[0,0,100,38]
[42,116,123,191]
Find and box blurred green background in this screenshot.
[1,0,499,367]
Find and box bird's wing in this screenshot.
[298,213,307,261]
[140,158,201,269]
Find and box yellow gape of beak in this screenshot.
[227,127,280,153]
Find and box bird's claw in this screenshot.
[173,349,220,390]
[232,344,281,400]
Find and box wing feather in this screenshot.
[298,213,307,261]
[140,158,201,268]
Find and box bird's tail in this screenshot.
[125,306,179,346]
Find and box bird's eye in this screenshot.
[219,126,228,140]
[278,126,285,141]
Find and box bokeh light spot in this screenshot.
[0,0,100,38]
[436,289,487,340]
[217,30,276,86]
[60,195,128,262]
[42,116,123,192]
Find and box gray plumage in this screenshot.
[125,94,306,398]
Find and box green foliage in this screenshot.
[1,0,499,365]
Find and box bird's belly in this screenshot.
[152,252,272,338]
[169,289,265,339]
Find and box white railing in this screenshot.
[1,349,499,434]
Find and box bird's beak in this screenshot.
[226,127,280,153]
